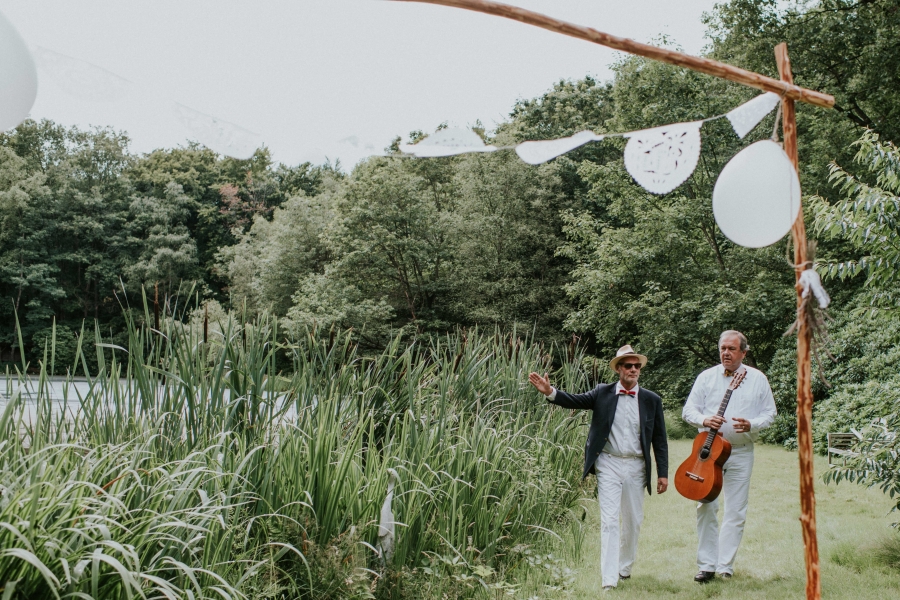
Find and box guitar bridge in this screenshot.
[685,472,705,482]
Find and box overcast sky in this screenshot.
[1,0,720,168]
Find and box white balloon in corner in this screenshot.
[0,10,38,132]
[713,140,801,248]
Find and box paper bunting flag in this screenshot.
[33,47,137,103]
[515,130,604,165]
[0,10,38,132]
[399,127,498,157]
[623,121,702,195]
[171,102,262,160]
[726,92,780,139]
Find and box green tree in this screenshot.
[705,0,900,194]
[813,131,900,314]
[0,145,59,347]
[311,155,457,332]
[446,150,570,340]
[218,184,337,316]
[125,182,201,297]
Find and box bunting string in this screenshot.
[400,92,781,196]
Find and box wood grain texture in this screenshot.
[393,0,835,109]
[776,41,821,600]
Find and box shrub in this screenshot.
[30,323,78,374]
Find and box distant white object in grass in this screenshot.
[726,92,781,139]
[399,127,497,157]
[378,468,400,564]
[623,121,702,194]
[0,10,38,132]
[713,140,801,248]
[516,130,604,165]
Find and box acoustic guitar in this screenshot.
[674,369,747,503]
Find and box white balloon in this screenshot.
[0,10,38,132]
[713,140,801,248]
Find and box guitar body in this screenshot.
[674,432,732,503]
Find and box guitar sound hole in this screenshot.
[699,448,710,460]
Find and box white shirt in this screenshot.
[682,364,777,445]
[546,384,643,456]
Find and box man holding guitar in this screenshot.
[681,331,776,583]
[529,345,668,591]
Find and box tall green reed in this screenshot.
[1,307,592,598]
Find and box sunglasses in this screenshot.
[620,362,642,370]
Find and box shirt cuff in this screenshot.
[545,388,557,401]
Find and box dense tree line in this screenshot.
[2,0,899,415]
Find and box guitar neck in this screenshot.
[703,388,735,448]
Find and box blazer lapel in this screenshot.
[605,385,618,426]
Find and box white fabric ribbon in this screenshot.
[799,269,831,309]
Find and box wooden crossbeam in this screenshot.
[392,0,834,109]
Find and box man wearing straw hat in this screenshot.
[529,345,668,591]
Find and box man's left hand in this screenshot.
[732,417,751,433]
[657,478,668,494]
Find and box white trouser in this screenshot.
[696,444,755,574]
[597,452,647,588]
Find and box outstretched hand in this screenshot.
[528,372,552,396]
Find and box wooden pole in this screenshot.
[776,42,821,600]
[393,0,835,109]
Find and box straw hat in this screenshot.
[609,344,648,371]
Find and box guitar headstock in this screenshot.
[728,368,747,390]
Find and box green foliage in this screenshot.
[813,131,900,313]
[29,323,77,375]
[705,0,900,195]
[664,410,698,441]
[218,190,337,316]
[824,410,900,520]
[762,300,900,448]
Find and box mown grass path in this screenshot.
[562,439,900,598]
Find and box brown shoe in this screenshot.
[694,571,716,583]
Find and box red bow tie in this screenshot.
[618,389,636,396]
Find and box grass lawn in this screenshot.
[553,439,900,599]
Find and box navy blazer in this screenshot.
[549,382,668,495]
